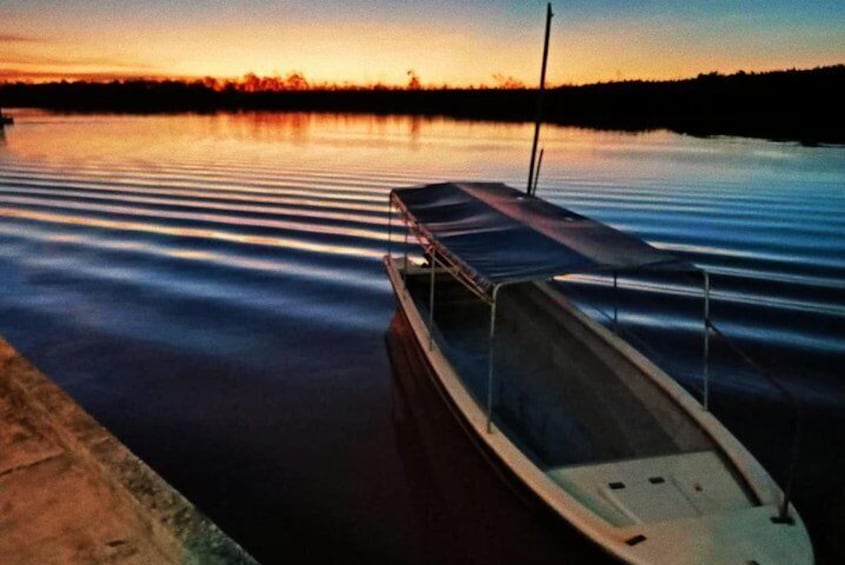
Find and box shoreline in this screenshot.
[2,65,843,145]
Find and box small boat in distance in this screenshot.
[383,181,813,564]
[0,106,12,126]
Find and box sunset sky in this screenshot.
[1,1,843,86]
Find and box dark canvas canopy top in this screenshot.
[391,182,682,294]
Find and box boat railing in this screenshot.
[557,270,803,524]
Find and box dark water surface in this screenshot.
[1,110,843,563]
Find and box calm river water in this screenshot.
[1,110,843,563]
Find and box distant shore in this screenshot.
[2,65,843,144]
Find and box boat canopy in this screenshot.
[391,182,684,293]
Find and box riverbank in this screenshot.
[0,337,256,564]
[1,65,842,144]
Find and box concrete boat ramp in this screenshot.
[0,337,257,564]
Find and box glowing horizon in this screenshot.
[1,1,843,87]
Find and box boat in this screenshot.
[383,181,813,564]
[0,106,12,126]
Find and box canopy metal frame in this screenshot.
[387,190,712,426]
[387,189,712,420]
[390,191,494,305]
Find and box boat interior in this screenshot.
[403,265,761,527]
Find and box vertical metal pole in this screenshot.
[402,222,409,285]
[526,3,553,195]
[613,271,619,334]
[428,249,436,351]
[487,286,499,433]
[703,270,711,411]
[387,197,393,256]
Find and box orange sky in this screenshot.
[1,2,843,86]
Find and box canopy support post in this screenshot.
[387,197,393,256]
[613,271,619,334]
[428,249,437,351]
[402,221,409,286]
[487,285,501,433]
[703,270,711,411]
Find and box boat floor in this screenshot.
[406,274,715,469]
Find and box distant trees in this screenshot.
[492,73,527,89]
[1,65,842,143]
[235,72,310,92]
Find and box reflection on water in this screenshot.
[0,109,843,563]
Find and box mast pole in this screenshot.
[532,148,545,195]
[526,3,553,196]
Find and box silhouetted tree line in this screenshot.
[1,65,842,144]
